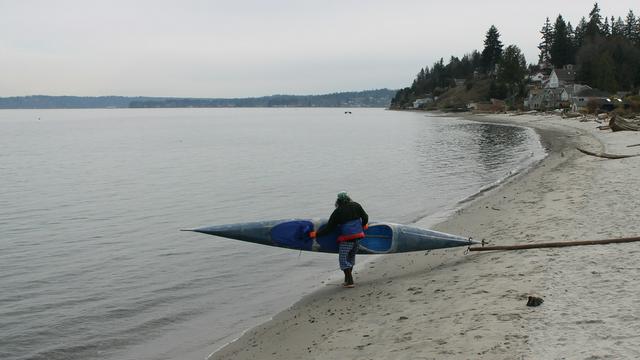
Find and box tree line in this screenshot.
[391,3,640,109]
[129,89,395,108]
[539,3,640,92]
[0,90,396,109]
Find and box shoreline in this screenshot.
[210,113,640,359]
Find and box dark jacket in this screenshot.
[316,201,368,239]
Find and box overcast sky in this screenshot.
[1,0,637,98]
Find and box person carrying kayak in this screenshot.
[310,191,368,288]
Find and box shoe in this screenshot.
[342,268,355,288]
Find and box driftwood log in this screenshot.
[469,236,640,251]
[610,114,640,132]
[576,147,639,159]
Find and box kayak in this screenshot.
[184,219,476,254]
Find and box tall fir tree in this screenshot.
[602,16,611,36]
[585,3,603,40]
[550,15,573,67]
[636,17,640,46]
[538,17,554,68]
[481,25,503,74]
[612,16,625,37]
[593,52,618,92]
[574,17,588,49]
[471,50,483,70]
[498,45,528,98]
[624,10,637,41]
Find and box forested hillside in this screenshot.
[391,3,640,110]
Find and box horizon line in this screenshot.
[0,88,397,100]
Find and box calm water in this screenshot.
[0,108,546,360]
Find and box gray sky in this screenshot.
[1,0,637,97]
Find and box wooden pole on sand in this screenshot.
[469,236,640,252]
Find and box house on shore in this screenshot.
[547,88,570,108]
[524,88,543,109]
[413,95,435,109]
[546,65,577,89]
[529,72,547,87]
[525,65,609,111]
[570,88,611,112]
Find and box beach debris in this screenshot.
[563,112,583,119]
[526,295,544,307]
[610,114,640,132]
[576,147,639,159]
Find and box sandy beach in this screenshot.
[211,113,640,360]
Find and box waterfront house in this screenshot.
[525,88,544,109]
[564,84,592,98]
[529,72,547,86]
[547,65,576,89]
[570,88,610,112]
[525,87,569,110]
[413,96,434,109]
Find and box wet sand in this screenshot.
[210,113,640,359]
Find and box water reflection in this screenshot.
[471,123,528,172]
[413,118,539,202]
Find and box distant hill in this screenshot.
[131,89,395,108]
[0,89,396,109]
[0,96,158,109]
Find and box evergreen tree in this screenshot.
[550,15,573,67]
[576,36,640,92]
[447,56,463,78]
[610,38,640,90]
[602,16,610,37]
[585,3,603,40]
[470,50,483,71]
[612,16,625,37]
[481,25,503,74]
[497,45,527,98]
[636,18,640,46]
[593,52,618,92]
[488,80,508,100]
[574,17,588,48]
[538,17,554,67]
[460,54,474,78]
[624,10,636,40]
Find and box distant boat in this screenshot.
[183,219,476,254]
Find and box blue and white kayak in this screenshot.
[184,219,476,254]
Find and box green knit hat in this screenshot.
[337,191,349,201]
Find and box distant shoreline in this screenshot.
[0,89,396,109]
